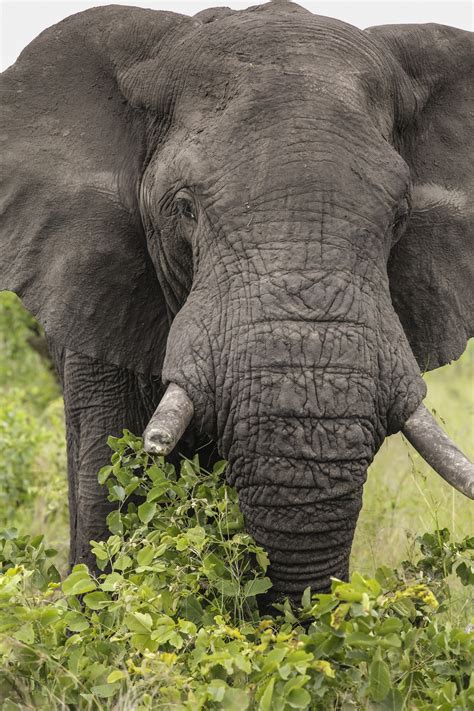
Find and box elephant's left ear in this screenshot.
[365,23,473,371]
[0,6,194,375]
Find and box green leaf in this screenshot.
[130,633,156,653]
[125,477,140,496]
[13,622,35,644]
[91,683,119,698]
[284,675,310,692]
[136,546,155,566]
[98,465,113,485]
[176,536,189,551]
[178,619,197,635]
[110,484,126,501]
[207,679,227,702]
[378,689,404,711]
[380,633,402,649]
[107,435,121,451]
[100,572,124,591]
[378,618,403,635]
[259,677,275,711]
[107,670,125,684]
[138,501,157,524]
[212,460,228,476]
[369,650,391,702]
[375,565,398,589]
[346,632,377,647]
[244,577,272,598]
[456,561,474,586]
[202,552,227,578]
[38,607,61,626]
[147,464,168,485]
[147,483,169,501]
[186,525,206,549]
[286,687,311,709]
[180,596,203,624]
[64,611,90,632]
[83,591,110,610]
[114,554,132,571]
[350,571,381,596]
[261,647,287,673]
[106,510,123,535]
[222,687,250,710]
[125,612,153,634]
[301,586,312,608]
[256,548,270,572]
[181,458,199,483]
[62,565,97,596]
[91,542,108,561]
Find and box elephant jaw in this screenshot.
[143,385,474,500]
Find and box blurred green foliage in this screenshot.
[0,293,67,559]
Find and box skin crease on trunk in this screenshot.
[0,1,472,604]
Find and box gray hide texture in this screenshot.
[0,1,472,597]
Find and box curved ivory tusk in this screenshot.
[402,403,474,499]
[143,383,194,456]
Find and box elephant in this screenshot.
[1,0,473,603]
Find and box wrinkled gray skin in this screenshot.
[0,1,472,601]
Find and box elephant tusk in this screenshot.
[143,383,194,456]
[401,403,474,499]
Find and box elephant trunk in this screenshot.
[216,318,380,595]
[226,429,369,595]
[155,303,403,595]
[145,243,470,597]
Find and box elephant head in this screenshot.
[1,1,472,599]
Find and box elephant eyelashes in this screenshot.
[157,190,198,245]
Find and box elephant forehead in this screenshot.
[121,7,393,120]
[184,8,386,80]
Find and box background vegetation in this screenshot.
[0,291,472,709]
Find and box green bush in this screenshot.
[0,292,58,412]
[0,432,472,710]
[0,293,67,563]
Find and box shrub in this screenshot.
[0,292,58,412]
[0,431,472,710]
[0,293,67,539]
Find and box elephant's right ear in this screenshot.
[365,23,473,372]
[0,6,191,374]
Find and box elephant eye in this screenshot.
[174,195,197,222]
[391,196,411,244]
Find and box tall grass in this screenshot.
[352,345,473,577]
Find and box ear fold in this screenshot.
[0,6,190,374]
[365,24,473,371]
